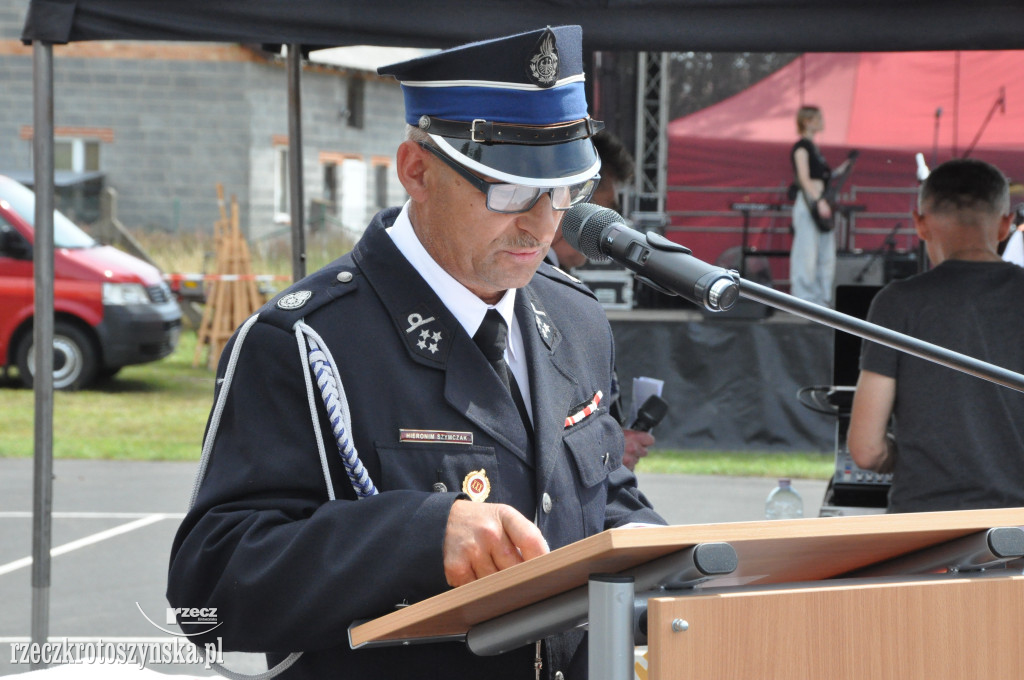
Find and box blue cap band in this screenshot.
[400,81,588,126]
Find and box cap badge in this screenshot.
[527,28,559,88]
[462,469,491,502]
[277,290,312,310]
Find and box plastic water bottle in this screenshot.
[765,478,803,519]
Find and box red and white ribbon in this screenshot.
[564,390,603,428]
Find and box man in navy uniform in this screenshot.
[168,26,664,679]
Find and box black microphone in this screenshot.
[561,203,740,312]
[630,395,668,433]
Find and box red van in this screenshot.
[0,174,181,389]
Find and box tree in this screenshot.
[669,52,799,120]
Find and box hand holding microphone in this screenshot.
[623,396,667,471]
[630,395,668,432]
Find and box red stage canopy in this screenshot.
[668,51,1024,265]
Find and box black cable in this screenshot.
[796,385,840,416]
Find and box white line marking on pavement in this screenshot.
[0,514,173,577]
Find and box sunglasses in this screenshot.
[419,142,599,214]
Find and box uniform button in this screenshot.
[432,482,447,493]
[542,493,553,514]
[554,672,564,680]
[336,271,353,283]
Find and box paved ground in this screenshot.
[0,459,827,677]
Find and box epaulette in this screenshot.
[535,261,598,301]
[258,261,362,332]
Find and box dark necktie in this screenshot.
[473,309,533,436]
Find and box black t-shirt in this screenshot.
[791,138,831,183]
[860,260,1024,512]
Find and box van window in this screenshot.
[0,175,96,249]
[0,216,32,259]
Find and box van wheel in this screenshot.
[15,322,98,390]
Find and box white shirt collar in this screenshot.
[387,202,521,361]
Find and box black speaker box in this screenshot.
[835,253,884,287]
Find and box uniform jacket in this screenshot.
[167,207,664,679]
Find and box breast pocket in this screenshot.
[562,412,623,534]
[375,442,502,500]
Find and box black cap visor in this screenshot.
[431,134,601,187]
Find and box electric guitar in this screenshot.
[810,149,860,232]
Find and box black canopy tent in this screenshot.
[21,0,1024,52]
[18,0,1024,663]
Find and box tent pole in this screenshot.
[287,44,306,282]
[30,39,55,668]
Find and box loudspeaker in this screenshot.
[834,253,884,287]
[884,252,919,281]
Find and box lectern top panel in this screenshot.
[349,507,1024,647]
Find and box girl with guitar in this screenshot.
[789,105,856,306]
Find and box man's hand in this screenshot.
[622,429,655,471]
[443,500,549,587]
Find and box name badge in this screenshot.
[399,429,474,445]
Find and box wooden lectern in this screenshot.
[349,508,1024,679]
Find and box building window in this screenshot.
[274,146,290,222]
[346,78,365,130]
[54,139,101,173]
[21,127,112,174]
[375,163,388,210]
[323,162,338,214]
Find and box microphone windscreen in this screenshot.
[561,203,616,261]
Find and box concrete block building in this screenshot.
[0,0,412,242]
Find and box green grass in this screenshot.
[636,449,833,480]
[0,332,216,460]
[0,328,833,478]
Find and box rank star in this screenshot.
[420,329,431,340]
[417,339,427,349]
[538,320,550,338]
[432,331,443,342]
[428,343,439,354]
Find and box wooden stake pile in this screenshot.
[193,184,264,369]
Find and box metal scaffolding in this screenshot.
[632,52,670,227]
